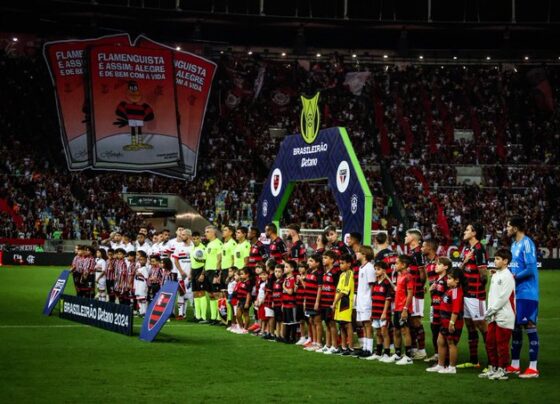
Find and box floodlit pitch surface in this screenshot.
[1,266,558,403]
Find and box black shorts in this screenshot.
[296,306,305,322]
[204,270,220,292]
[192,268,205,292]
[440,324,463,344]
[393,311,409,330]
[218,269,228,290]
[305,309,319,317]
[237,298,248,309]
[321,307,334,322]
[274,307,283,322]
[283,307,297,325]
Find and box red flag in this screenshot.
[437,204,451,241]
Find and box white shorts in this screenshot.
[264,307,274,318]
[372,319,388,329]
[134,282,147,298]
[96,274,106,290]
[357,310,372,322]
[463,297,486,320]
[411,297,424,317]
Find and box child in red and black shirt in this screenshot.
[282,260,298,343]
[371,261,393,360]
[303,254,323,350]
[429,267,464,374]
[427,257,450,364]
[272,264,284,340]
[318,251,339,353]
[295,261,311,346]
[235,267,252,333]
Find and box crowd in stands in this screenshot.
[0,45,558,248]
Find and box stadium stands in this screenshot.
[0,48,558,247]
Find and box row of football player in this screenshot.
[192,219,540,380]
[74,218,540,379]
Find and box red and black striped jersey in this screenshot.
[441,287,464,327]
[304,270,323,310]
[320,269,337,308]
[148,265,162,286]
[375,248,398,283]
[113,259,127,289]
[460,242,488,299]
[269,237,287,264]
[72,255,82,273]
[295,276,306,306]
[282,276,296,308]
[330,240,352,257]
[248,240,268,267]
[106,258,116,281]
[235,280,251,302]
[352,260,361,291]
[116,101,154,121]
[371,278,393,319]
[264,274,274,307]
[272,278,283,307]
[425,257,438,286]
[430,275,448,326]
[80,256,96,275]
[408,245,426,299]
[289,239,307,262]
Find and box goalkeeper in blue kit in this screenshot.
[506,216,540,378]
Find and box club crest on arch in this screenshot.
[300,92,320,144]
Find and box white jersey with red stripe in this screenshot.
[172,241,193,278]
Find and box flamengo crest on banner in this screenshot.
[139,281,179,342]
[300,92,320,144]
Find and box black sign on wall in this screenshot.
[59,294,133,336]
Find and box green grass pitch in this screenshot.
[1,266,558,403]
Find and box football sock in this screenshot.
[368,338,374,352]
[511,326,523,361]
[395,347,402,357]
[376,344,383,356]
[209,299,218,320]
[177,296,185,316]
[383,348,390,356]
[199,295,208,320]
[194,297,201,319]
[416,325,426,350]
[410,327,417,349]
[468,330,479,363]
[526,328,539,366]
[139,301,147,315]
[405,346,412,358]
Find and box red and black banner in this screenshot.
[139,281,179,342]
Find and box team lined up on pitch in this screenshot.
[71,219,540,379]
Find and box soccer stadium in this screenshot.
[0,1,559,402]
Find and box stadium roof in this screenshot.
[3,0,560,57]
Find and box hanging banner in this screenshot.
[42,270,71,316]
[89,45,180,170]
[43,34,131,170]
[134,35,217,179]
[59,294,133,336]
[139,281,179,342]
